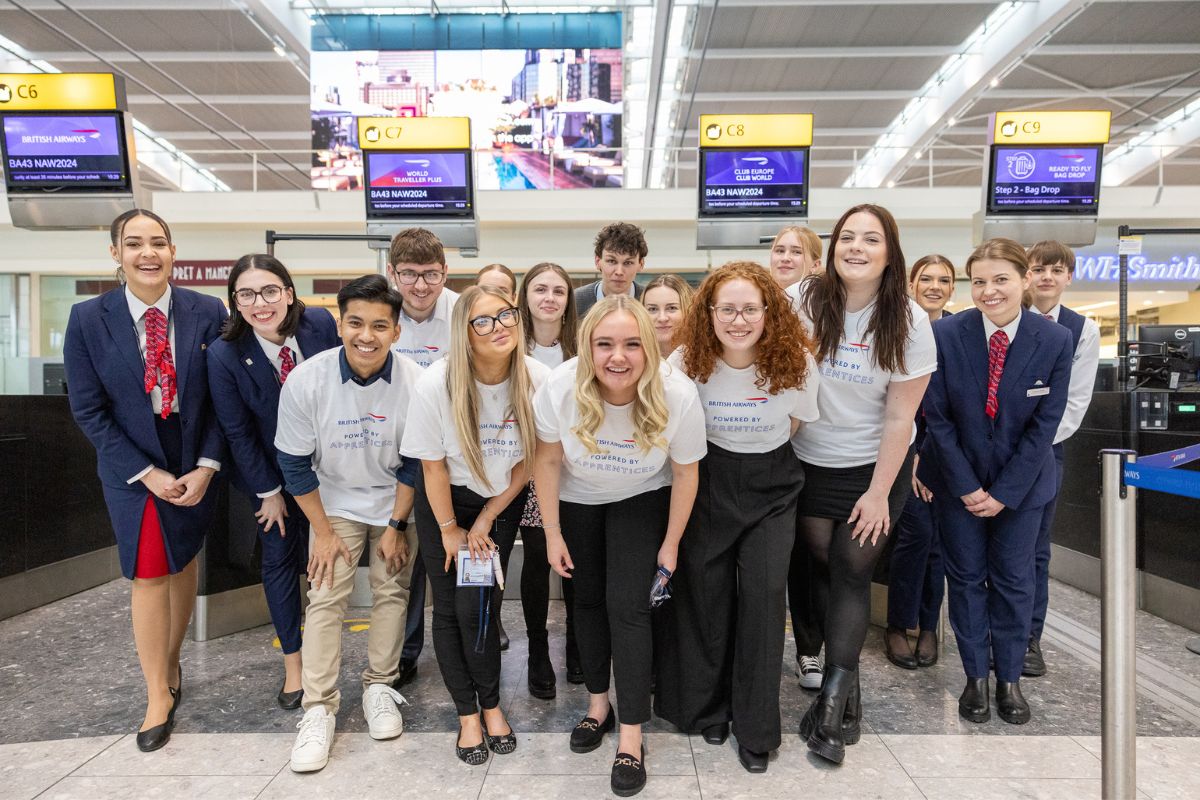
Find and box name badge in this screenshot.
[1027,386,1050,397]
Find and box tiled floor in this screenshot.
[1,578,1198,798]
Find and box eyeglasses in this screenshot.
[469,307,520,335]
[710,304,767,324]
[393,268,446,286]
[234,285,285,307]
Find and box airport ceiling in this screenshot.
[0,0,1197,193]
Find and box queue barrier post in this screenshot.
[1099,449,1138,800]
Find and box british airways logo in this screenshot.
[847,342,870,352]
[425,345,440,352]
[367,413,387,422]
[746,397,768,404]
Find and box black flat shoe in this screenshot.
[277,686,303,710]
[996,680,1031,725]
[1022,637,1047,677]
[570,707,615,753]
[481,715,518,754]
[456,724,490,766]
[610,744,646,797]
[136,715,174,753]
[701,721,729,745]
[885,626,918,670]
[958,677,990,724]
[737,743,768,773]
[916,630,939,668]
[392,658,418,690]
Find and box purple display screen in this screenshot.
[987,144,1104,214]
[1,113,130,190]
[364,151,473,217]
[700,149,808,216]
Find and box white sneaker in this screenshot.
[363,683,407,740]
[797,655,824,690]
[291,706,335,773]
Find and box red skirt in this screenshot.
[135,495,171,579]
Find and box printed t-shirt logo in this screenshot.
[366,413,387,422]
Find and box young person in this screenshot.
[885,254,956,670]
[276,275,424,773]
[920,238,1072,726]
[516,262,582,694]
[402,285,550,764]
[64,209,225,752]
[476,263,517,302]
[575,222,647,317]
[787,204,936,765]
[387,227,461,688]
[655,262,820,773]
[534,296,705,797]
[208,254,339,709]
[641,274,693,355]
[1023,241,1100,678]
[769,225,823,288]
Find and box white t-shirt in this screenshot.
[785,282,937,468]
[402,356,551,498]
[275,348,425,525]
[667,350,821,453]
[531,341,564,368]
[534,358,708,505]
[395,287,459,368]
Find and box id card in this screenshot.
[456,547,495,587]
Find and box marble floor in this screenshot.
[1,578,1198,799]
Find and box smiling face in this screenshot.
[832,211,889,290]
[590,310,646,405]
[525,269,570,325]
[970,258,1030,327]
[389,260,447,319]
[235,267,294,340]
[110,214,175,301]
[467,291,519,363]
[711,278,765,362]
[769,231,816,288]
[1028,259,1072,311]
[642,285,684,351]
[595,249,644,297]
[337,299,400,377]
[477,269,516,302]
[911,263,955,315]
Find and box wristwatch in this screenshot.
[387,518,408,532]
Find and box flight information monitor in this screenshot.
[699,148,808,216]
[363,151,473,218]
[986,143,1104,215]
[0,112,131,192]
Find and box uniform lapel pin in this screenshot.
[245,358,254,366]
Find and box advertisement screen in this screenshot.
[700,148,808,216]
[987,144,1103,214]
[364,151,473,217]
[0,113,130,191]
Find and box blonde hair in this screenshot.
[447,285,538,493]
[573,295,669,455]
[771,225,823,263]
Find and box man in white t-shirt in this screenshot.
[276,275,425,774]
[385,227,459,686]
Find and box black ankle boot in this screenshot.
[800,664,854,764]
[527,634,556,700]
[841,668,861,745]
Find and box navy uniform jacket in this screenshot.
[64,285,227,578]
[917,308,1073,511]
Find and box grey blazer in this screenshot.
[574,280,644,319]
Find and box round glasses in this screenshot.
[393,268,446,286]
[234,284,285,307]
[710,304,767,324]
[469,307,520,335]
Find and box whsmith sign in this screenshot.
[1074,253,1200,282]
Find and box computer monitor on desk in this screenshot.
[1130,324,1200,391]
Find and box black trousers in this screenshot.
[655,443,803,752]
[561,486,670,726]
[518,525,576,659]
[415,476,524,716]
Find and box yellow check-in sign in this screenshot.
[699,114,813,148]
[358,116,471,150]
[992,111,1111,145]
[0,73,119,111]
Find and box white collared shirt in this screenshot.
[595,281,636,301]
[254,331,304,378]
[1041,303,1101,444]
[982,311,1021,349]
[395,287,459,368]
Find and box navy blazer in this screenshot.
[207,307,339,497]
[918,308,1073,511]
[64,285,227,577]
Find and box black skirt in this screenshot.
[796,448,914,524]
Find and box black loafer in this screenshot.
[570,708,615,753]
[737,743,768,773]
[610,744,646,797]
[277,686,303,710]
[1022,638,1047,678]
[393,658,418,690]
[481,716,518,754]
[885,626,918,670]
[136,715,174,753]
[996,680,1031,725]
[958,677,990,723]
[456,726,489,766]
[701,721,729,745]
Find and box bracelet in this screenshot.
[437,517,457,529]
[543,523,561,530]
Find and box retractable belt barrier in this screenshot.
[1122,443,1200,499]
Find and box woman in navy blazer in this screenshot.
[64,209,226,751]
[918,238,1073,727]
[207,254,338,709]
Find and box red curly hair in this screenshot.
[679,261,815,393]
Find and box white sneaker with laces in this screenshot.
[363,683,408,740]
[797,655,824,690]
[290,705,335,773]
